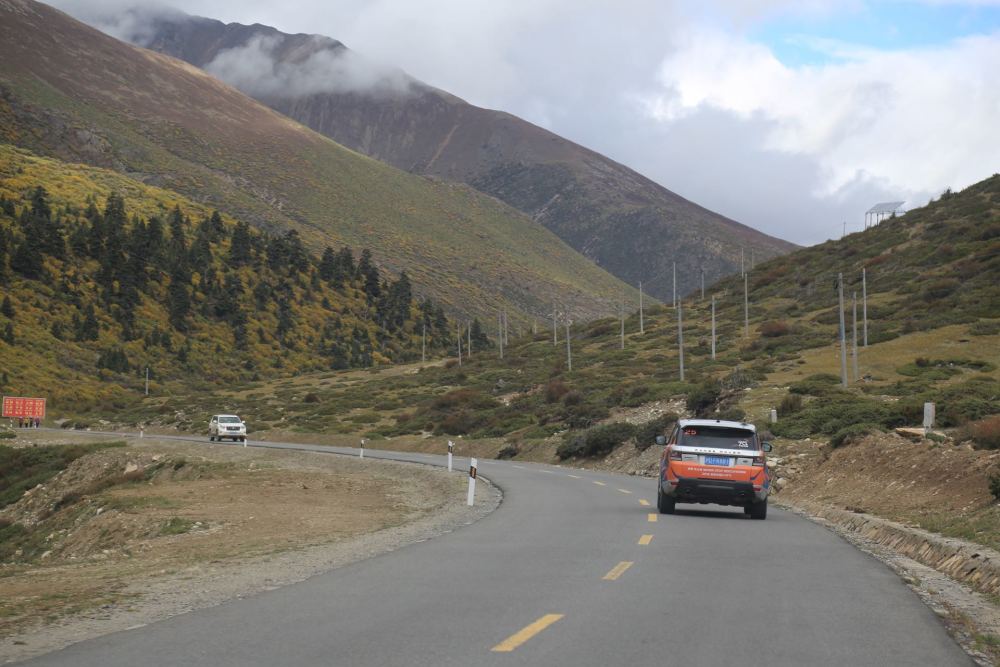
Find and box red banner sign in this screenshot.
[2,396,46,419]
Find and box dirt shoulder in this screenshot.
[0,433,499,664]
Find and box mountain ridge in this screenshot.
[120,7,798,300]
[0,0,637,325]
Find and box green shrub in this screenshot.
[634,414,678,451]
[966,416,1000,450]
[829,423,881,448]
[969,320,1000,336]
[686,381,721,417]
[544,380,570,403]
[0,430,15,439]
[779,393,803,415]
[496,443,519,460]
[990,473,1000,502]
[789,373,842,396]
[557,422,637,459]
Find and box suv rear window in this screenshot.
[678,426,756,450]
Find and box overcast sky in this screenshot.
[51,0,1000,246]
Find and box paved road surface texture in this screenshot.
[18,435,972,666]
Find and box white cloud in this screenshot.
[204,34,413,98]
[47,0,1000,245]
[642,28,1000,201]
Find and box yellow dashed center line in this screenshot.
[617,488,632,494]
[491,614,565,652]
[638,499,650,507]
[638,534,653,546]
[593,481,607,486]
[602,561,634,581]
[647,513,658,522]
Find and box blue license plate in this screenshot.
[705,456,730,466]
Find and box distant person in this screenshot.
[17,416,23,428]
[35,417,41,428]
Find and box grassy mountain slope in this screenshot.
[0,144,477,413]
[133,10,797,300]
[108,175,999,445]
[0,0,636,324]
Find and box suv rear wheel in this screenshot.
[748,499,768,520]
[657,489,676,515]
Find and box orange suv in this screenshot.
[657,419,773,519]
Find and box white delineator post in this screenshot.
[923,402,935,436]
[447,440,454,472]
[467,458,478,506]
[360,438,365,459]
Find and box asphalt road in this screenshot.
[18,434,972,666]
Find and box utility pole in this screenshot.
[457,322,462,366]
[741,247,745,277]
[842,221,846,239]
[677,298,685,381]
[639,281,645,334]
[552,303,557,346]
[711,295,716,360]
[565,319,572,371]
[502,310,508,348]
[620,296,625,350]
[421,323,426,363]
[862,267,868,347]
[467,321,472,358]
[743,272,750,337]
[838,273,848,388]
[145,367,149,396]
[498,311,504,360]
[672,262,677,308]
[852,291,859,382]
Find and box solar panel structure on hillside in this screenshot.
[865,201,905,229]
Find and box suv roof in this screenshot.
[678,418,756,432]
[213,414,242,419]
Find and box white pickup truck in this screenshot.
[208,414,246,442]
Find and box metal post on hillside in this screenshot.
[457,322,462,366]
[672,262,677,308]
[677,298,685,381]
[743,272,749,337]
[837,273,848,388]
[852,291,859,382]
[498,311,504,360]
[639,281,645,334]
[467,322,472,358]
[552,304,558,346]
[565,319,572,371]
[741,247,745,277]
[145,367,149,396]
[711,295,716,360]
[862,267,868,347]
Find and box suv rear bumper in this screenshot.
[661,476,766,506]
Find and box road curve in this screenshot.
[17,435,971,666]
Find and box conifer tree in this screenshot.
[1,322,13,345]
